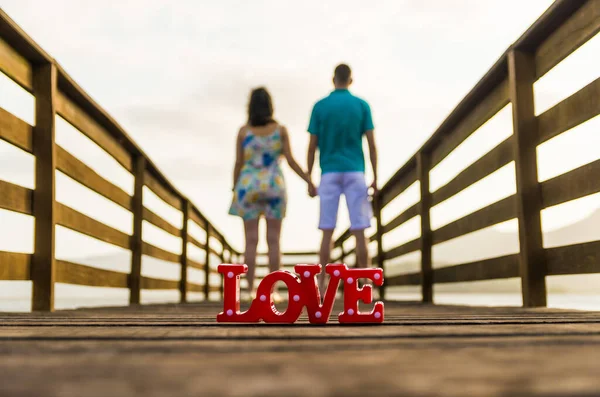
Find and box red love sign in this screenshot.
[216,264,384,324]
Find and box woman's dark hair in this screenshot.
[248,87,275,127]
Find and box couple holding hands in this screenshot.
[229,64,378,300]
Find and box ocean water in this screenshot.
[1,293,599,313]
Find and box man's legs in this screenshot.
[352,230,369,269]
[318,229,335,292]
[317,173,342,293]
[344,172,373,270]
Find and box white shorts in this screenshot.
[318,172,372,231]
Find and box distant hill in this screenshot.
[388,206,600,294]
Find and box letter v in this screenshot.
[295,264,346,324]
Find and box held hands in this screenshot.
[307,177,317,198]
[308,180,317,198]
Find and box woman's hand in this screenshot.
[307,180,317,198]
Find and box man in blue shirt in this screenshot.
[307,64,378,291]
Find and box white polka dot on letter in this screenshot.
[347,309,355,316]
[333,270,340,277]
[226,309,233,316]
[293,295,300,302]
[260,295,267,302]
[374,312,381,319]
[315,311,322,319]
[374,273,381,280]
[227,272,234,279]
[347,277,353,284]
[303,271,311,278]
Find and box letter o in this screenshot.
[253,271,304,323]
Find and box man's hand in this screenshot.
[369,180,378,197]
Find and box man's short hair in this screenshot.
[334,64,352,83]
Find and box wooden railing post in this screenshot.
[219,237,225,300]
[31,62,57,312]
[417,151,433,303]
[179,199,189,303]
[204,222,211,301]
[374,194,386,299]
[129,156,146,305]
[508,48,547,308]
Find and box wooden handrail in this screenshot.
[333,0,600,307]
[1,0,600,310]
[0,9,239,311]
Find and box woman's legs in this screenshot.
[266,219,283,301]
[243,219,259,295]
[266,219,282,274]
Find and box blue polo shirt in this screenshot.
[308,89,374,174]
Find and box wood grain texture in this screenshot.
[541,159,600,209]
[535,0,600,78]
[130,156,145,305]
[187,258,205,271]
[56,260,128,288]
[142,243,181,264]
[417,152,432,303]
[188,207,205,229]
[430,80,510,168]
[385,238,421,261]
[56,203,131,250]
[186,282,204,293]
[56,145,132,210]
[141,276,179,290]
[432,196,516,245]
[56,91,132,172]
[30,62,56,312]
[187,234,206,250]
[546,240,600,276]
[143,207,181,237]
[0,179,32,215]
[180,200,189,302]
[0,106,33,152]
[509,49,547,308]
[537,77,600,145]
[0,36,32,91]
[204,223,211,300]
[385,271,421,286]
[0,251,30,280]
[431,137,514,207]
[144,171,183,211]
[1,302,600,397]
[383,202,419,234]
[433,255,519,284]
[381,166,418,208]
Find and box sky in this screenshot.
[1,1,599,307]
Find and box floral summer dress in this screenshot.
[229,128,286,220]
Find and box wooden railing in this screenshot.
[1,0,599,311]
[0,10,239,311]
[333,0,600,307]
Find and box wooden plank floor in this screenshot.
[1,301,600,397]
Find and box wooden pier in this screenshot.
[1,301,600,396]
[1,1,600,396]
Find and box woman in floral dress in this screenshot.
[230,87,314,300]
